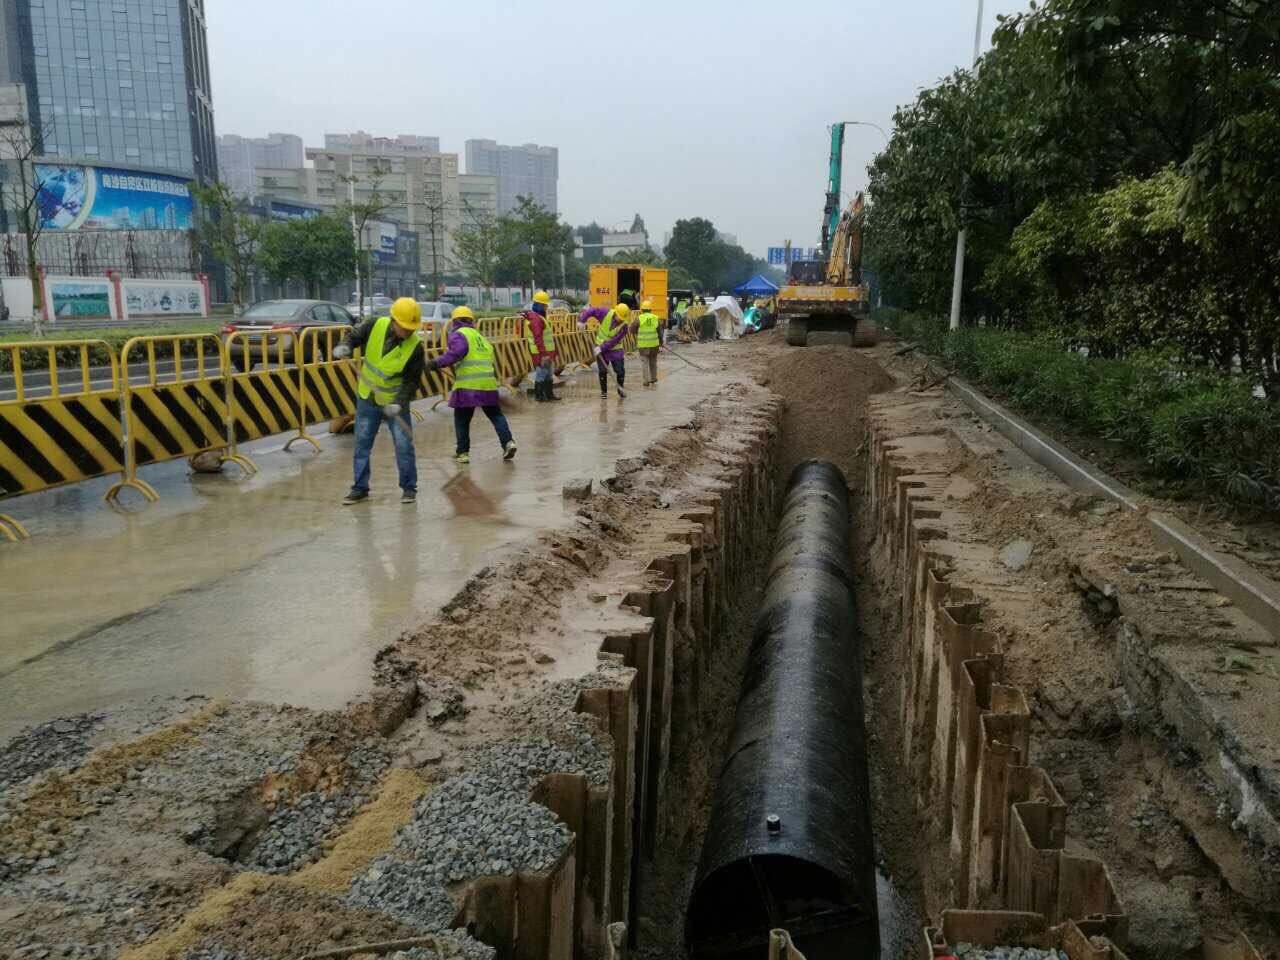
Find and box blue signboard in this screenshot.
[767,247,786,265]
[34,163,194,231]
[268,200,322,222]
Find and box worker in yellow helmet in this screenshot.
[333,297,424,505]
[522,290,559,402]
[634,299,662,386]
[424,305,517,464]
[578,302,631,399]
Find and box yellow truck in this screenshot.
[589,264,669,320]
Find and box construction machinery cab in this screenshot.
[787,259,826,285]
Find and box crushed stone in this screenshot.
[0,712,105,797]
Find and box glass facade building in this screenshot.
[1,0,216,181]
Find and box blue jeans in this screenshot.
[352,396,417,493]
[533,359,552,384]
[454,405,513,455]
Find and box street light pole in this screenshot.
[949,0,984,331]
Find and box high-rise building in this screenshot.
[307,145,462,277]
[323,131,440,157]
[0,0,217,181]
[464,139,557,215]
[216,132,304,197]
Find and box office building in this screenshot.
[323,131,440,157]
[307,144,462,277]
[458,173,497,221]
[464,139,557,215]
[216,132,304,197]
[0,0,217,181]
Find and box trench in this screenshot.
[627,346,926,960]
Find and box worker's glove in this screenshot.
[593,346,603,358]
[382,403,402,419]
[333,343,352,360]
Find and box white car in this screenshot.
[348,295,393,319]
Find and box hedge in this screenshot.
[877,309,1280,511]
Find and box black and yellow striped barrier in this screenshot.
[296,325,361,433]
[0,338,128,539]
[105,334,254,504]
[225,330,313,453]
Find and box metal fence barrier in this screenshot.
[1,321,650,537]
[0,339,125,539]
[105,334,251,504]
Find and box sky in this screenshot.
[207,0,1032,259]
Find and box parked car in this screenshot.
[414,300,453,339]
[346,295,393,319]
[222,299,355,372]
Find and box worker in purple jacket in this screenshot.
[424,305,517,465]
[578,302,631,400]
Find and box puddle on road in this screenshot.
[0,359,736,740]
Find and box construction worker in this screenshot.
[579,303,630,399]
[334,297,424,505]
[635,299,662,386]
[522,290,559,402]
[425,305,517,464]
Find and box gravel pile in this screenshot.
[348,733,604,928]
[0,713,104,796]
[951,945,1068,960]
[235,743,389,874]
[393,929,497,960]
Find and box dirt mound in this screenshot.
[762,346,894,481]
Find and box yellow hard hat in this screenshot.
[614,303,631,319]
[533,290,551,305]
[390,297,422,331]
[641,299,653,310]
[451,305,475,322]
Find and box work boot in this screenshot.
[533,380,547,402]
[342,489,369,505]
[503,440,518,461]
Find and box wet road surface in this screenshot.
[0,351,734,740]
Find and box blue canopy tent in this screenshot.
[733,274,780,297]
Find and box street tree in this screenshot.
[191,181,264,312]
[338,166,392,317]
[257,213,356,299]
[454,200,515,306]
[0,118,57,321]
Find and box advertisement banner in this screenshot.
[121,279,206,319]
[268,200,321,222]
[47,279,114,319]
[34,164,194,231]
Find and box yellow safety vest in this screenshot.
[636,311,660,348]
[595,310,622,346]
[357,316,421,405]
[453,326,499,393]
[525,314,556,354]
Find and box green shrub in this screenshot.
[881,311,1280,510]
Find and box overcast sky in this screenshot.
[208,0,1031,257]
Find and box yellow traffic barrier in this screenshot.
[295,325,360,437]
[225,330,313,453]
[1,339,127,536]
[105,334,248,504]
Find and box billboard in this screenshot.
[34,163,194,231]
[268,200,321,222]
[122,279,206,318]
[767,246,821,265]
[48,279,113,319]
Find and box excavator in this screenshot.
[778,122,870,346]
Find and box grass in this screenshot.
[876,308,1280,511]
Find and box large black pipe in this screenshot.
[686,460,878,960]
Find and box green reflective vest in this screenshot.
[357,316,421,405]
[595,310,622,346]
[636,311,660,348]
[525,315,555,354]
[454,326,499,392]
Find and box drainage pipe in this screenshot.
[686,460,878,960]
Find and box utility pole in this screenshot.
[560,251,566,294]
[949,0,984,331]
[348,172,361,311]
